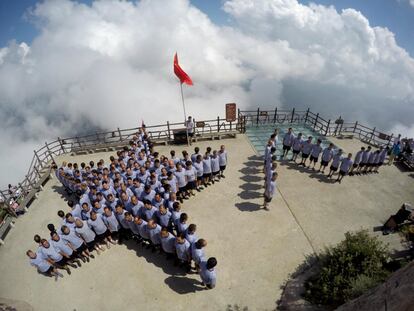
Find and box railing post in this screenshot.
[256,108,260,126]
[17,182,27,198]
[230,121,232,131]
[217,116,220,132]
[290,108,295,123]
[34,150,43,169]
[117,128,122,141]
[33,165,42,178]
[325,120,330,136]
[388,133,393,147]
[45,142,55,164]
[76,137,82,147]
[25,175,37,190]
[353,121,358,133]
[167,121,171,139]
[57,137,65,153]
[273,107,277,123]
[371,127,376,144]
[304,108,310,124]
[0,191,17,217]
[313,113,319,130]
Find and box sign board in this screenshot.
[226,103,237,122]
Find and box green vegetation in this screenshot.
[304,229,390,307]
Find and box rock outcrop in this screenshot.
[336,260,414,311]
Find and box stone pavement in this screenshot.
[0,134,413,311]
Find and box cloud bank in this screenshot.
[0,0,413,188]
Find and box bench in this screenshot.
[0,214,15,245]
[337,134,354,140]
[194,130,238,142]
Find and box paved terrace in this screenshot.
[0,134,413,311]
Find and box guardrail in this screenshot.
[0,116,240,218]
[0,106,396,219]
[238,107,395,148]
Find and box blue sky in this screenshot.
[1,0,414,56]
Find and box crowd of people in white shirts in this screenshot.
[26,127,229,289]
[263,128,391,189]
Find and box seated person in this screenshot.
[382,203,413,235]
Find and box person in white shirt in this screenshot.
[357,146,371,174]
[309,139,323,170]
[375,146,388,173]
[365,149,377,174]
[202,153,212,187]
[319,143,334,173]
[264,140,273,167]
[367,150,380,173]
[184,161,197,197]
[336,153,353,183]
[218,145,228,178]
[281,128,295,159]
[193,155,204,191]
[199,257,217,289]
[210,150,221,182]
[185,116,195,145]
[265,161,277,188]
[273,128,279,144]
[300,136,313,167]
[291,133,303,162]
[27,250,63,281]
[327,149,343,178]
[350,147,365,176]
[264,172,278,210]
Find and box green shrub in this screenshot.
[304,229,390,307]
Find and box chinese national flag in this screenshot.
[174,53,193,86]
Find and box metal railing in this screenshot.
[0,106,396,218]
[238,107,395,147]
[0,116,240,217]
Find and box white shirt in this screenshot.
[186,120,194,134]
[302,141,313,155]
[265,180,276,198]
[292,137,303,151]
[340,158,353,172]
[283,133,294,146]
[321,148,334,162]
[331,153,343,168]
[354,150,363,165]
[311,144,323,158]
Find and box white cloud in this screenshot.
[0,0,413,188]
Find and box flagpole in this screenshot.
[180,82,190,146]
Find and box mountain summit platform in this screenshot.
[0,134,413,311]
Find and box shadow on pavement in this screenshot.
[164,276,205,294]
[237,155,264,209]
[281,160,336,184]
[51,185,72,201]
[123,239,187,276]
[235,202,262,212]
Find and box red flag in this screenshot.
[174,53,193,86]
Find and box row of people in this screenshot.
[263,151,278,210]
[266,129,389,183]
[56,145,228,204]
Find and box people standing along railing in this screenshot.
[0,107,396,219]
[238,107,395,148]
[0,116,239,217]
